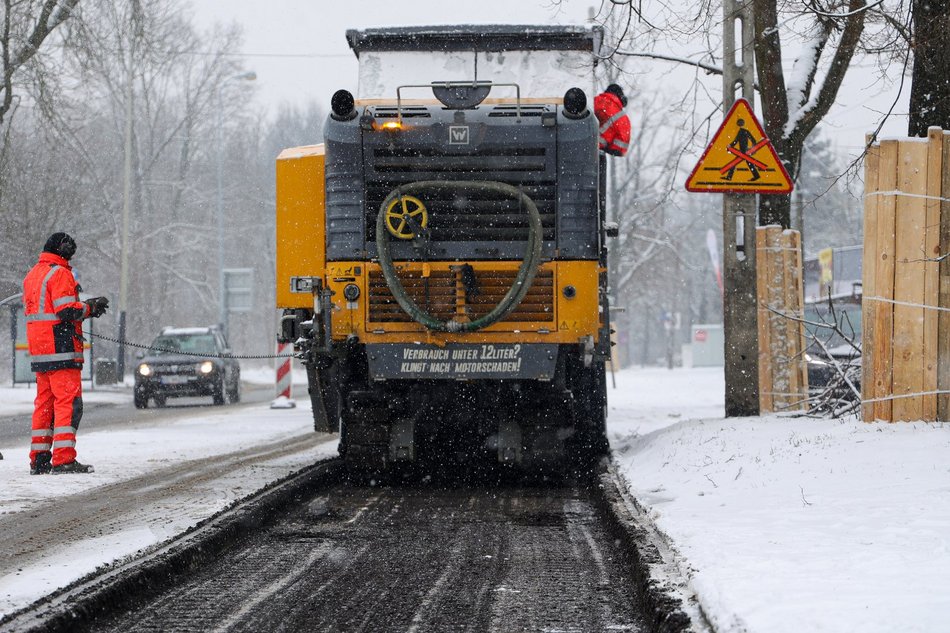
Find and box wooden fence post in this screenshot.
[861,136,880,421]
[940,131,950,420]
[756,226,808,412]
[862,128,949,421]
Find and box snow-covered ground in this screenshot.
[0,369,337,619]
[0,383,128,418]
[608,367,950,633]
[1,366,948,631]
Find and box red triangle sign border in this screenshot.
[685,98,794,195]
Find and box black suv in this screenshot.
[133,326,241,408]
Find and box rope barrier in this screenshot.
[860,390,950,404]
[87,331,286,360]
[863,295,950,313]
[865,190,950,203]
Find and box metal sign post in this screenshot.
[721,0,760,416]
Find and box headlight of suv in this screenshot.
[138,363,152,376]
[198,361,215,374]
[804,353,828,366]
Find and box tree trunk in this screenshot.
[908,0,950,136]
[757,135,803,227]
[753,0,793,229]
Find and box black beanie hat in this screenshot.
[606,83,628,107]
[43,232,76,260]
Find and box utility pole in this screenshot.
[792,188,804,248]
[721,0,759,416]
[117,0,141,380]
[215,71,256,341]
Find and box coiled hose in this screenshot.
[376,180,543,333]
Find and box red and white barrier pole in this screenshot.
[270,342,296,409]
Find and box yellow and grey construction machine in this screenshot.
[276,25,615,473]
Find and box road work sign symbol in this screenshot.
[685,99,792,194]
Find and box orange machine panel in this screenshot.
[326,260,600,345]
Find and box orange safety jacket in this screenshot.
[23,252,90,372]
[594,91,631,157]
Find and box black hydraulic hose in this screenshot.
[376,180,543,333]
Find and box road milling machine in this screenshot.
[276,25,616,472]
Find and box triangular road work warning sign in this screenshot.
[686,99,793,194]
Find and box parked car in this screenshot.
[803,295,862,395]
[133,326,240,408]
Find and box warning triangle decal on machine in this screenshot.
[685,99,793,194]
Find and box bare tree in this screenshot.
[0,0,80,128]
[56,0,254,360]
[0,0,251,341]
[589,0,910,228]
[592,9,727,367]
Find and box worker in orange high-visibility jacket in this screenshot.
[594,84,631,157]
[23,233,109,475]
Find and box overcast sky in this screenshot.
[188,1,593,112]
[187,0,909,158]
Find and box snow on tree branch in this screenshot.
[1,0,81,127]
[614,50,724,77]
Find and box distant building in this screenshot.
[804,245,862,303]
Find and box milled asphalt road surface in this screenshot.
[92,480,646,632]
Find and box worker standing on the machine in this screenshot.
[23,232,109,475]
[594,84,631,157]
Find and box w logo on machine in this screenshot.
[449,126,470,145]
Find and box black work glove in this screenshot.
[85,296,109,318]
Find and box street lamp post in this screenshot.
[215,71,256,340]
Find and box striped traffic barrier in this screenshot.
[269,342,296,409]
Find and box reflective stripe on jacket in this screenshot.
[594,91,631,157]
[23,252,89,372]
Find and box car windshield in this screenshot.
[803,303,862,352]
[151,334,218,356]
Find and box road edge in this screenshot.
[593,459,715,633]
[0,458,345,633]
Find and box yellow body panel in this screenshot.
[327,260,600,345]
[276,144,326,309]
[274,146,601,343]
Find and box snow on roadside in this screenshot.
[0,362,306,419]
[0,383,128,418]
[0,400,338,618]
[607,367,950,633]
[239,364,309,387]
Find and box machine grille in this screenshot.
[372,106,432,119]
[368,268,555,324]
[366,147,556,243]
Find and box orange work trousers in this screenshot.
[30,368,83,467]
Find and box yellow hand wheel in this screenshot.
[385,195,428,239]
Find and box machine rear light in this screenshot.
[562,87,588,119]
[331,89,357,120]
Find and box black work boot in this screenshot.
[51,460,95,474]
[30,452,52,475]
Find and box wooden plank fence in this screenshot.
[756,226,808,412]
[862,127,950,421]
